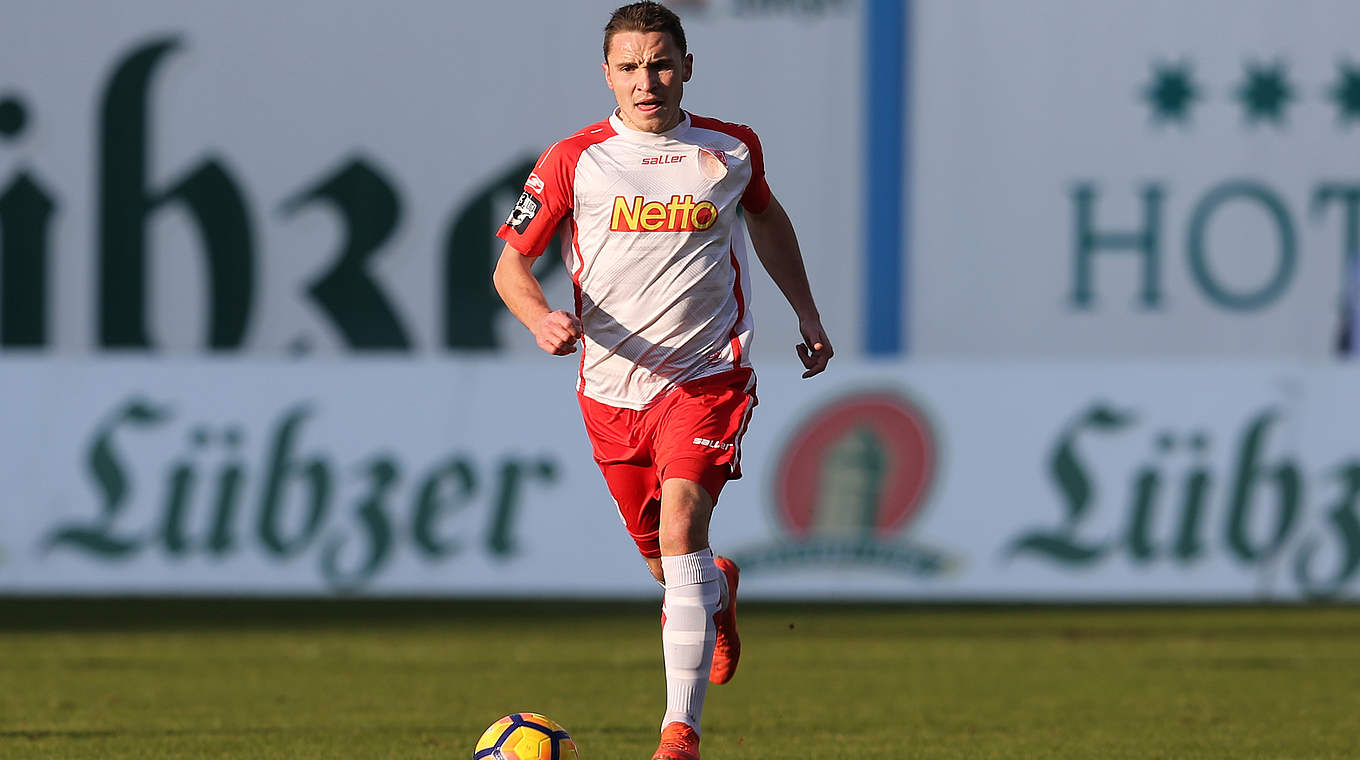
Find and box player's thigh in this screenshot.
[578,392,663,557]
[655,370,757,503]
[598,461,663,559]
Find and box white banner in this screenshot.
[14,0,1360,362]
[911,0,1360,358]
[3,358,1358,601]
[0,0,859,357]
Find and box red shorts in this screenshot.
[578,368,758,559]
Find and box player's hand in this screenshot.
[795,319,833,378]
[534,310,583,355]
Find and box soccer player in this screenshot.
[493,3,832,758]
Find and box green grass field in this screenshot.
[2,599,1358,759]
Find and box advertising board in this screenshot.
[911,0,1360,358]
[4,358,1356,601]
[0,1,860,356]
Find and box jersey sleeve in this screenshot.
[497,142,574,257]
[733,124,771,215]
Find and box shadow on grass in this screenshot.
[2,597,1359,638]
[0,726,321,741]
[0,730,120,741]
[0,597,662,632]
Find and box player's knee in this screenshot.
[646,557,666,585]
[659,478,716,554]
[661,477,714,513]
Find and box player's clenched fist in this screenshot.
[534,310,583,355]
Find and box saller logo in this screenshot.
[611,194,719,232]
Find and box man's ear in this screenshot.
[682,53,693,83]
[602,60,614,90]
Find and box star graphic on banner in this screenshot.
[1142,61,1200,123]
[1328,61,1360,125]
[1235,61,1294,125]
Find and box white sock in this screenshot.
[660,548,721,734]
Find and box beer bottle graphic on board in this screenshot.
[811,426,887,539]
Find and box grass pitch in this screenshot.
[1,599,1358,759]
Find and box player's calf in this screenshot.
[659,551,721,733]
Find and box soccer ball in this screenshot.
[473,712,579,760]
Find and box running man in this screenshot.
[493,3,832,758]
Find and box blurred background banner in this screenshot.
[0,0,859,358]
[3,358,1358,601]
[3,1,1360,601]
[911,0,1360,358]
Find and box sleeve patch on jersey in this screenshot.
[526,172,546,194]
[506,192,541,233]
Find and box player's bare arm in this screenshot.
[492,243,582,355]
[745,192,834,378]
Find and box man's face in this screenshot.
[603,30,692,133]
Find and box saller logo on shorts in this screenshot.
[611,195,719,232]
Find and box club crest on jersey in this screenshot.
[611,194,718,232]
[698,147,729,180]
[506,191,540,233]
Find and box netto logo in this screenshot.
[610,195,718,232]
[731,390,956,576]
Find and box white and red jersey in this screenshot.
[498,110,771,410]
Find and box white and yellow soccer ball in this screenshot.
[473,712,579,760]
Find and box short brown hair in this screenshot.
[603,2,687,61]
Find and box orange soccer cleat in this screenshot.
[652,721,700,760]
[709,556,741,684]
